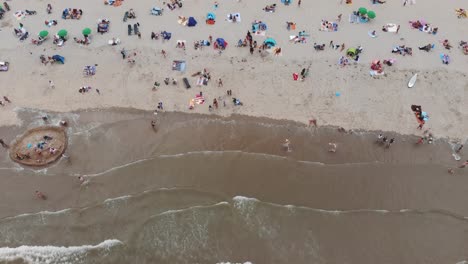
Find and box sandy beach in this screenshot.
[0,0,466,139]
[1,0,468,263]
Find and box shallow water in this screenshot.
[0,109,467,264]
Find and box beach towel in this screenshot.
[349,13,358,23]
[226,13,241,23]
[370,70,384,76]
[384,23,398,32]
[177,16,188,26]
[319,21,338,32]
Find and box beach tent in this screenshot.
[162,31,172,40]
[264,38,277,47]
[52,55,65,64]
[206,12,215,24]
[207,12,216,20]
[187,17,197,27]
[215,38,228,49]
[252,21,267,33]
[151,7,163,16]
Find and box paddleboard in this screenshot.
[408,73,417,88]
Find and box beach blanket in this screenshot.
[194,95,205,104]
[226,13,241,23]
[177,16,188,26]
[14,11,26,20]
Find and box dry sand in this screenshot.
[0,0,466,139]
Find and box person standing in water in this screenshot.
[283,139,291,152]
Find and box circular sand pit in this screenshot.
[9,126,67,167]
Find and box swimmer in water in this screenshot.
[328,142,337,153]
[283,139,291,152]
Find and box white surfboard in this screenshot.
[408,73,418,88]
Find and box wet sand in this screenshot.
[0,109,467,263]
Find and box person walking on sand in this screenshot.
[309,119,317,127]
[386,138,395,148]
[298,0,301,7]
[337,14,342,22]
[459,160,468,168]
[396,25,401,34]
[0,139,8,148]
[49,80,55,89]
[377,133,383,142]
[456,144,463,153]
[340,43,345,52]
[151,120,156,130]
[161,49,166,58]
[3,96,11,103]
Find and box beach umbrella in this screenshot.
[358,7,367,15]
[264,38,277,47]
[39,30,49,38]
[367,11,376,19]
[82,28,91,36]
[57,29,68,37]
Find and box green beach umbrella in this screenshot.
[39,30,49,38]
[82,28,91,36]
[57,29,68,37]
[358,7,367,15]
[367,11,376,19]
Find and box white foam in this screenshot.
[156,202,229,217]
[0,239,123,264]
[103,195,132,204]
[217,262,253,264]
[5,209,72,220]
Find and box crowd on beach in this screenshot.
[0,0,467,200]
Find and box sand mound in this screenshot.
[9,126,67,167]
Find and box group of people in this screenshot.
[62,8,83,19]
[377,134,396,148]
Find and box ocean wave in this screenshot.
[232,196,468,221]
[0,239,123,264]
[154,202,230,217]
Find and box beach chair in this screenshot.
[151,7,163,16]
[52,55,65,64]
[127,24,132,35]
[97,22,110,34]
[83,65,96,76]
[133,23,139,35]
[0,61,9,72]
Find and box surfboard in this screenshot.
[408,73,417,88]
[368,30,377,38]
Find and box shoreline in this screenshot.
[0,0,466,140]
